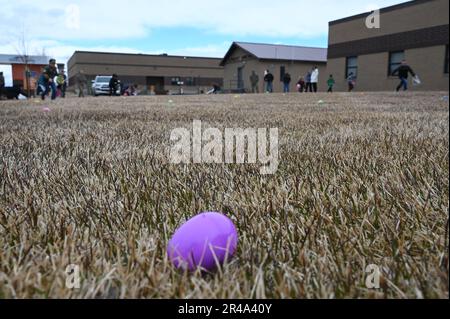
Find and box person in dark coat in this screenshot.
[0,72,5,99]
[391,60,416,92]
[283,72,291,93]
[305,71,312,93]
[264,70,274,93]
[37,59,58,100]
[109,74,120,96]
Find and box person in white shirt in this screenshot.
[310,66,319,93]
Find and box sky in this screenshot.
[0,0,407,85]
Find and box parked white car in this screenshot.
[91,75,121,96]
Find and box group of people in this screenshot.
[33,59,137,99]
[0,59,67,101]
[1,58,418,100]
[72,71,138,98]
[249,66,322,94]
[295,67,321,93]
[247,59,417,94]
[37,59,67,100]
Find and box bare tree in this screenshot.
[36,47,49,61]
[14,28,36,98]
[15,32,31,97]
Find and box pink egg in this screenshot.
[42,107,51,112]
[167,212,238,271]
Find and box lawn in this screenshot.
[0,92,448,298]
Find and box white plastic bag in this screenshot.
[413,75,421,86]
[18,94,27,100]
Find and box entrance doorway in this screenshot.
[146,76,165,95]
[237,67,244,91]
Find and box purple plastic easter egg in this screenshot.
[167,212,238,271]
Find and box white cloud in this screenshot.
[0,39,230,78]
[167,42,231,58]
[364,4,382,12]
[0,39,143,77]
[0,0,406,41]
[0,0,406,75]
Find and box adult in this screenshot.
[264,70,274,93]
[391,60,416,92]
[37,58,58,101]
[310,66,319,93]
[282,72,291,93]
[76,70,88,97]
[0,72,5,99]
[305,71,312,92]
[250,71,259,93]
[109,74,120,96]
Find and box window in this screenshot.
[346,56,358,79]
[445,45,449,74]
[171,77,181,85]
[184,77,195,86]
[389,51,405,76]
[280,66,285,82]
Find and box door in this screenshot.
[146,76,165,95]
[237,67,244,91]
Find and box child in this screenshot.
[296,77,306,93]
[56,71,67,98]
[207,83,221,94]
[347,73,356,92]
[327,75,335,93]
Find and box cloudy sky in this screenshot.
[0,0,406,84]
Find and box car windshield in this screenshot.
[96,77,111,83]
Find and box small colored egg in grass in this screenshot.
[167,212,238,272]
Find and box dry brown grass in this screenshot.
[0,92,448,299]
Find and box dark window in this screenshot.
[346,56,358,79]
[171,77,181,85]
[389,51,405,76]
[184,77,195,86]
[280,66,285,82]
[445,45,449,74]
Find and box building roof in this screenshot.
[329,0,435,26]
[220,42,327,66]
[71,51,223,61]
[0,54,49,65]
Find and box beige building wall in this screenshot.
[70,63,222,79]
[328,45,449,91]
[223,47,328,93]
[329,0,449,44]
[67,51,224,94]
[327,0,449,92]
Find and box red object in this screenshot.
[12,64,45,89]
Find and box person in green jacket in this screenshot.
[327,74,335,93]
